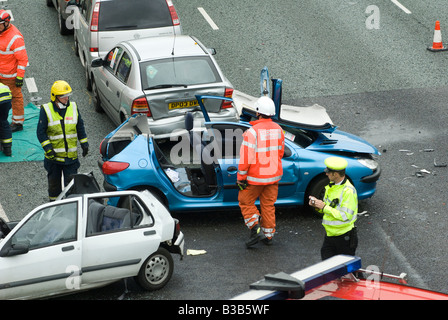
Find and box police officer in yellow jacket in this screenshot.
[0,81,12,156]
[309,157,358,260]
[37,80,88,201]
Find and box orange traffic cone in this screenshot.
[428,20,448,52]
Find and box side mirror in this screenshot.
[0,242,29,257]
[207,48,216,55]
[91,58,104,68]
[185,112,194,132]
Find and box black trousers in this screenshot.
[44,158,80,200]
[321,227,358,260]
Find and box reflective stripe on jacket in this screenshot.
[42,102,80,161]
[237,118,285,185]
[320,178,358,237]
[0,82,12,102]
[0,24,28,79]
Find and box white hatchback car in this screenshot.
[71,0,182,91]
[0,174,184,300]
[90,35,238,139]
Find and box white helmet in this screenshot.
[255,96,275,116]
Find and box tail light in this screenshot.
[102,161,129,175]
[166,0,180,26]
[221,88,234,109]
[131,97,152,117]
[90,2,100,31]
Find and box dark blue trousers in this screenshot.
[0,100,12,146]
[44,158,80,200]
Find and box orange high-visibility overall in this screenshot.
[237,118,285,239]
[0,24,28,125]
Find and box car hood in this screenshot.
[307,130,380,155]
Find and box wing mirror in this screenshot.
[0,242,29,257]
[91,58,104,68]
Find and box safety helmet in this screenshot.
[0,10,11,24]
[255,96,276,116]
[51,80,72,101]
[324,157,348,173]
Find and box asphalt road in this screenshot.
[1,0,447,300]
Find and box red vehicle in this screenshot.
[233,255,448,300]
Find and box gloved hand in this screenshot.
[15,77,23,87]
[237,180,248,191]
[45,148,56,159]
[81,144,88,157]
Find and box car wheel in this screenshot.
[305,175,329,216]
[58,7,72,35]
[85,65,92,91]
[136,247,173,291]
[74,32,79,57]
[91,79,103,113]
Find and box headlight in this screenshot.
[357,158,378,170]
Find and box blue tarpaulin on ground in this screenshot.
[0,103,44,163]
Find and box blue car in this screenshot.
[99,78,380,213]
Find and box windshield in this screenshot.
[98,0,173,31]
[140,56,222,90]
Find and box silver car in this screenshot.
[90,35,238,139]
[71,0,182,91]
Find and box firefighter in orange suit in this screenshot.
[0,10,29,132]
[237,96,285,248]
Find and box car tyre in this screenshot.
[85,65,92,91]
[74,31,80,57]
[91,79,103,113]
[305,175,329,216]
[136,247,173,291]
[58,6,72,35]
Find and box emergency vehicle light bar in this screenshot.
[232,255,361,300]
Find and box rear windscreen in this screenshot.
[141,57,222,90]
[98,0,173,31]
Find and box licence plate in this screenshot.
[169,99,199,110]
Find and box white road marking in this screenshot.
[377,226,428,289]
[25,77,38,93]
[198,7,219,30]
[0,203,9,222]
[391,0,412,14]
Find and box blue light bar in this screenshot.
[232,255,361,300]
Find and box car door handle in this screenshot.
[62,245,74,252]
[227,166,238,173]
[143,230,156,236]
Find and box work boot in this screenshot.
[246,225,264,248]
[262,237,273,246]
[10,123,23,132]
[2,144,11,156]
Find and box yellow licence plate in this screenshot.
[169,99,199,110]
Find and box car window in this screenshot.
[141,57,222,90]
[98,0,173,31]
[11,201,78,250]
[105,47,123,73]
[116,51,132,83]
[86,194,154,237]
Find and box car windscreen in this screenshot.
[98,0,173,31]
[141,56,223,90]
